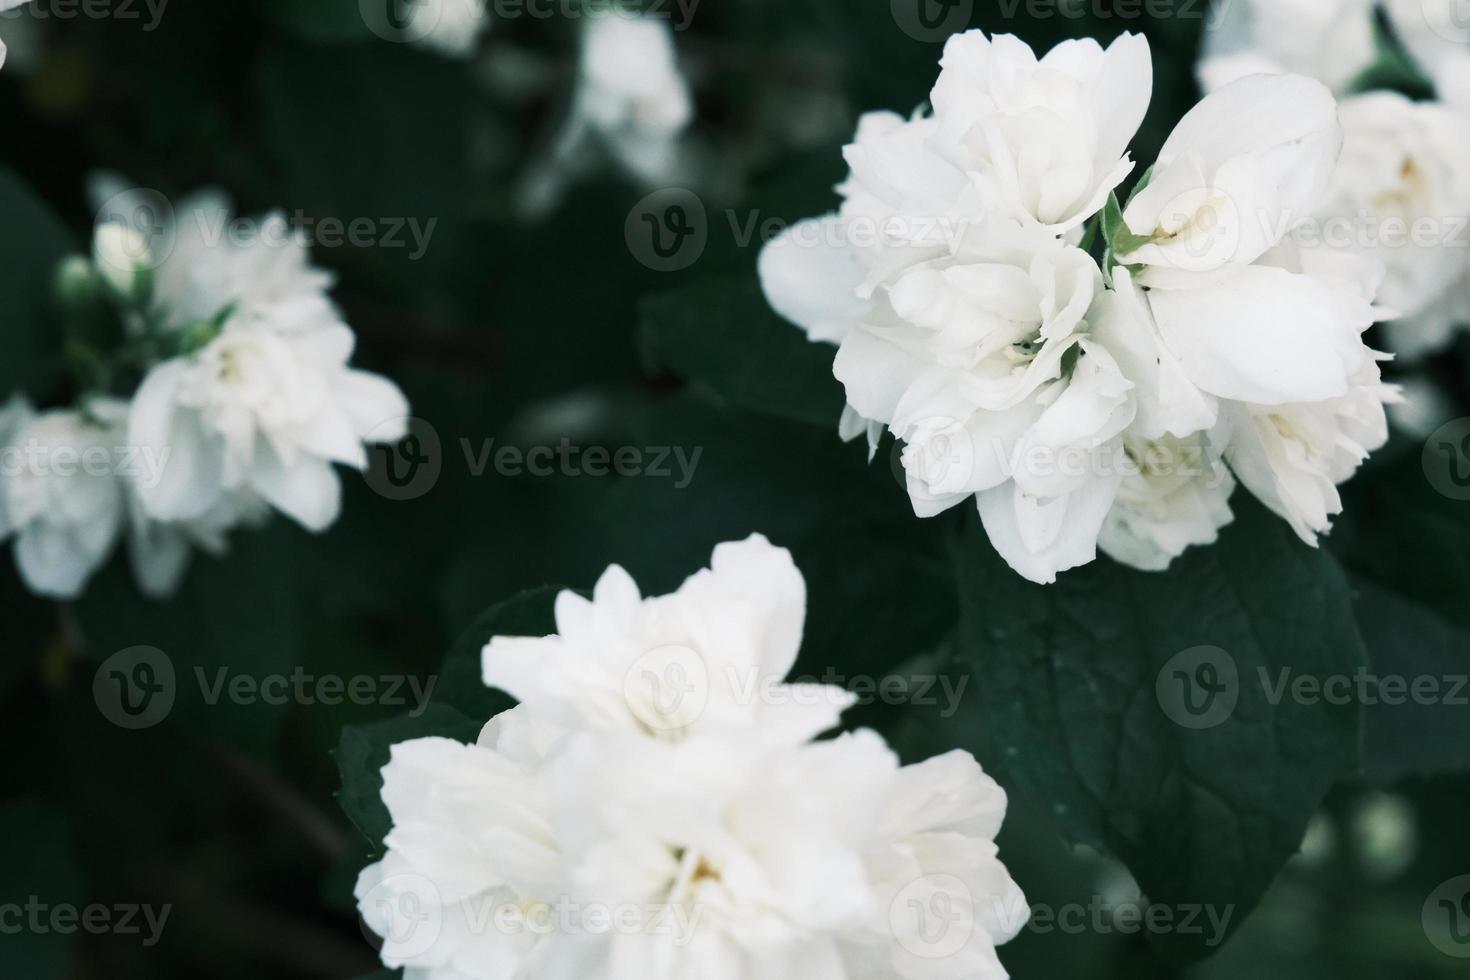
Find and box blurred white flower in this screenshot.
[0,0,34,70]
[129,319,408,532]
[92,222,154,300]
[572,11,693,184]
[1097,433,1235,573]
[930,31,1152,234]
[404,0,488,59]
[0,396,127,599]
[1308,92,1470,360]
[1196,0,1378,95]
[360,537,1027,980]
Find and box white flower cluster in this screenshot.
[759,31,1396,584]
[356,535,1027,980]
[0,188,408,599]
[1201,0,1470,358]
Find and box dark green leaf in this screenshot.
[0,800,85,980]
[0,169,75,402]
[335,702,483,849]
[953,498,1366,962]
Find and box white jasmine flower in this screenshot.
[1196,0,1378,94]
[361,538,1027,980]
[1222,362,1397,546]
[1119,74,1379,407]
[354,708,562,980]
[571,11,693,184]
[1096,433,1235,572]
[930,30,1153,233]
[129,319,409,532]
[1308,92,1470,360]
[483,534,853,744]
[402,0,488,59]
[0,396,127,599]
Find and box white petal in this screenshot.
[758,216,873,343]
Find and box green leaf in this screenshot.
[74,524,303,759]
[1349,8,1436,100]
[0,800,85,980]
[435,586,562,721]
[1101,191,1154,280]
[0,168,76,402]
[261,0,376,44]
[638,276,847,428]
[335,702,483,850]
[952,498,1366,962]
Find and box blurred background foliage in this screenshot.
[0,1,1467,978]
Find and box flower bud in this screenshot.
[92,222,155,301]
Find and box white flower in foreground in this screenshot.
[930,30,1152,233]
[483,534,851,743]
[1196,0,1377,94]
[1097,433,1235,572]
[359,537,1027,980]
[1120,74,1378,407]
[571,11,693,184]
[1223,362,1396,546]
[1308,92,1470,360]
[0,397,126,599]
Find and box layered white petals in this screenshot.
[1098,434,1236,572]
[365,541,1026,980]
[932,31,1152,232]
